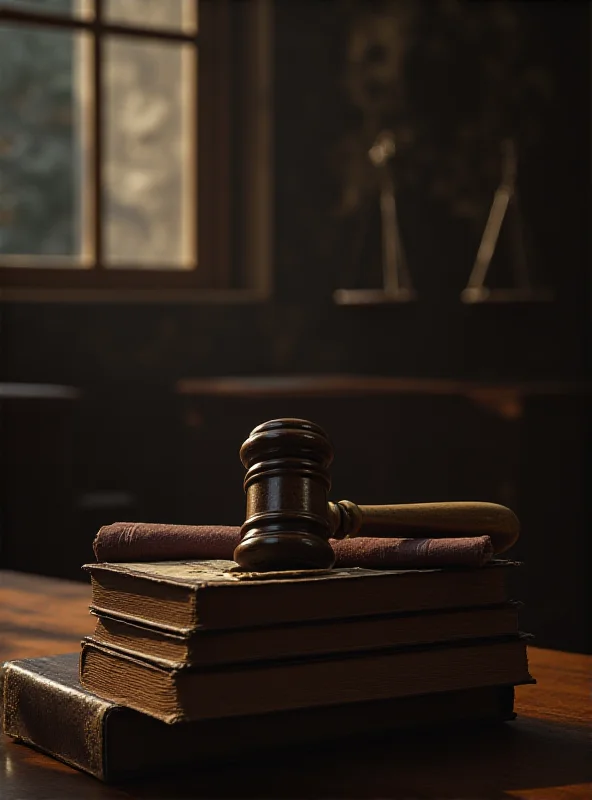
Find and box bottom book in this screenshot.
[2,653,518,783]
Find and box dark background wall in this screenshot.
[0,1,590,652]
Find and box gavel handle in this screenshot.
[328,500,519,554]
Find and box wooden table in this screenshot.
[1,570,590,799]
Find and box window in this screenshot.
[0,0,271,300]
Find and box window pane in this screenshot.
[104,38,195,269]
[0,24,90,262]
[105,0,197,33]
[0,0,91,17]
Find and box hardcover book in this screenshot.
[79,635,533,723]
[90,602,522,668]
[83,559,518,630]
[3,653,518,782]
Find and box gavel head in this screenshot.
[233,418,336,572]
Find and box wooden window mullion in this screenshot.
[93,0,103,269]
[0,0,268,299]
[197,0,231,289]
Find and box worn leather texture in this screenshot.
[93,523,241,563]
[89,602,521,668]
[84,559,517,632]
[79,635,532,723]
[94,522,493,567]
[2,653,518,782]
[2,653,111,779]
[333,535,493,567]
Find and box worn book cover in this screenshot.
[90,602,522,668]
[84,558,519,630]
[2,653,517,782]
[80,634,533,723]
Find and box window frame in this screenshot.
[0,0,272,303]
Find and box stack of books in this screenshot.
[2,557,533,782]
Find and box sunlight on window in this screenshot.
[106,0,197,34]
[0,23,90,262]
[0,0,197,268]
[0,0,91,18]
[104,37,195,269]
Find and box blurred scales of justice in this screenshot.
[333,132,553,306]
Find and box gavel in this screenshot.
[233,418,520,572]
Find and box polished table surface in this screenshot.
[1,569,590,800]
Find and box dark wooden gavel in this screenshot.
[233,418,520,572]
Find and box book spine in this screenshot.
[2,659,108,780]
[80,636,532,723]
[1,655,518,784]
